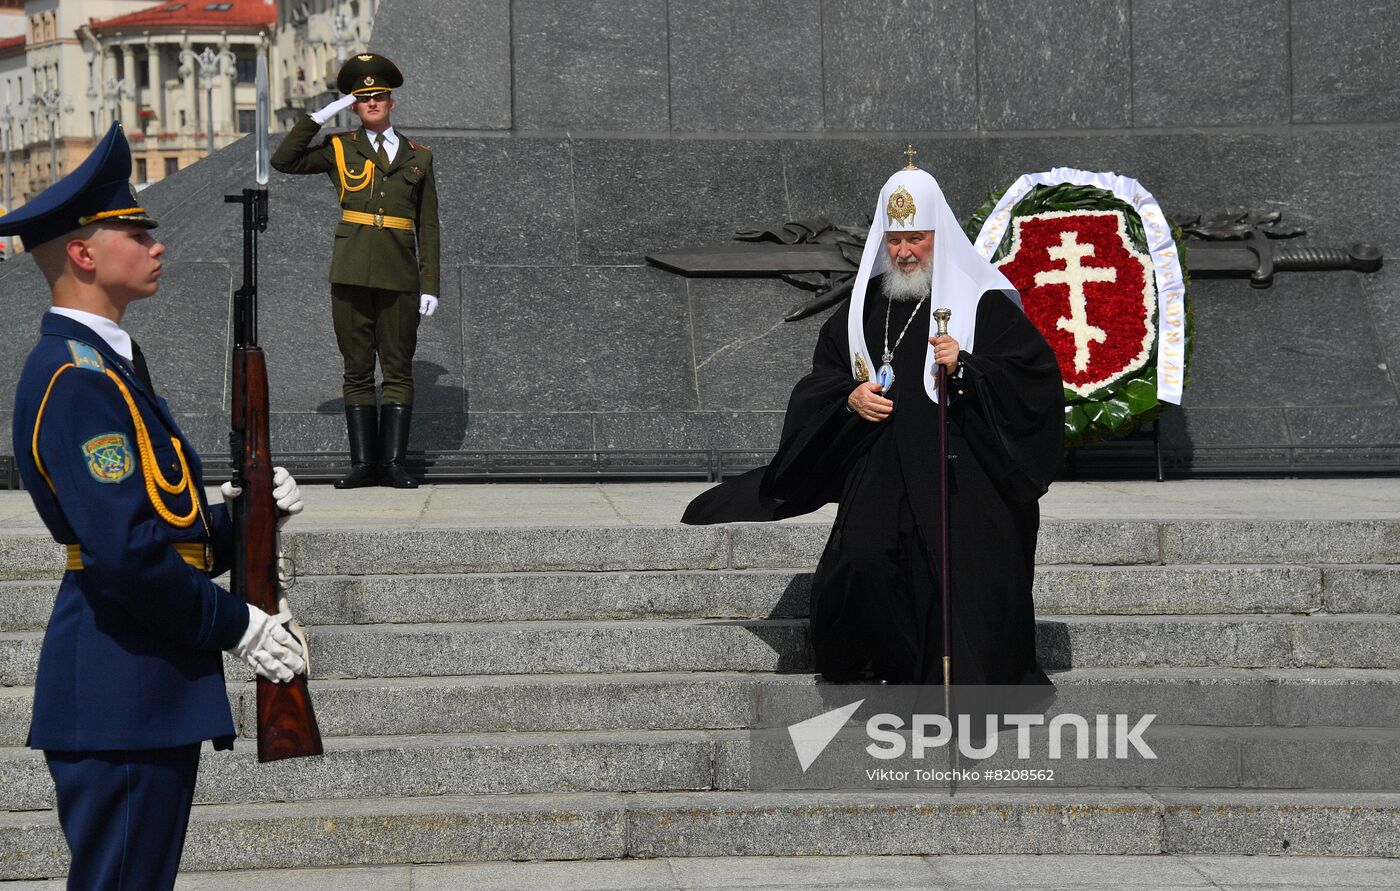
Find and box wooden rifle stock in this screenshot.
[228,186,322,763]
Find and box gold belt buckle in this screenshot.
[374,210,384,229]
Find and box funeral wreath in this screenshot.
[966,175,1192,447]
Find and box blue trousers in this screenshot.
[45,744,201,891]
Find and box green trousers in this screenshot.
[331,283,419,406]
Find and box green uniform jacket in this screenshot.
[271,114,440,295]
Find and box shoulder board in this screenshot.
[65,340,106,373]
[410,140,431,152]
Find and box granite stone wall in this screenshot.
[3,0,1396,474]
[372,0,1400,133]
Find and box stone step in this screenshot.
[4,789,1400,879]
[5,613,1400,686]
[1040,613,1400,670]
[0,730,723,810]
[0,569,815,631]
[4,667,1399,747]
[0,619,807,686]
[14,853,1400,891]
[0,671,798,747]
[1041,613,1400,666]
[3,518,1398,583]
[299,613,1400,675]
[8,563,1393,632]
[281,520,1400,571]
[3,724,1399,812]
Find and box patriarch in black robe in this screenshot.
[685,165,1063,688]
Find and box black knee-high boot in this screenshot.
[379,404,418,488]
[334,404,379,489]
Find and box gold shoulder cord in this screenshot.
[104,368,200,527]
[331,135,374,203]
[31,363,75,492]
[30,364,201,528]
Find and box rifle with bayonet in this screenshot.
[227,56,323,763]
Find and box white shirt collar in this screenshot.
[49,307,132,361]
[366,126,398,162]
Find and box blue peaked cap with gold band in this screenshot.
[0,121,156,250]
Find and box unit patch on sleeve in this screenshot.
[81,432,135,483]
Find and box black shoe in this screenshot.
[334,404,379,489]
[378,404,419,489]
[335,464,379,488]
[380,461,418,488]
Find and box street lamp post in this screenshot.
[28,90,71,185]
[179,45,235,156]
[326,7,356,64]
[0,103,14,254]
[318,5,358,128]
[89,77,133,132]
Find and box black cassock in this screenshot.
[685,276,1063,686]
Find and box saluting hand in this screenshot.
[848,381,893,423]
[312,93,356,123]
[929,334,959,374]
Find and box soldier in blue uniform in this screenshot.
[5,123,309,890]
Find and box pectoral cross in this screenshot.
[903,145,918,170]
[1035,231,1112,372]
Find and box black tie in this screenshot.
[130,341,155,393]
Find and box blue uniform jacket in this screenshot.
[12,313,250,752]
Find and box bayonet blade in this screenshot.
[255,55,269,186]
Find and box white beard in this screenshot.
[882,262,932,302]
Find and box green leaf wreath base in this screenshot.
[964,183,1194,448]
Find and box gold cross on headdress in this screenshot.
[903,145,918,170]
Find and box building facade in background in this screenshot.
[83,0,276,187]
[0,0,376,235]
[271,0,377,130]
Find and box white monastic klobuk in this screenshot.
[846,167,1021,403]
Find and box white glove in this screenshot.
[310,93,356,125]
[228,603,305,682]
[221,467,304,528]
[419,294,438,317]
[272,467,303,524]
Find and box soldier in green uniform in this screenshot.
[271,52,440,488]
